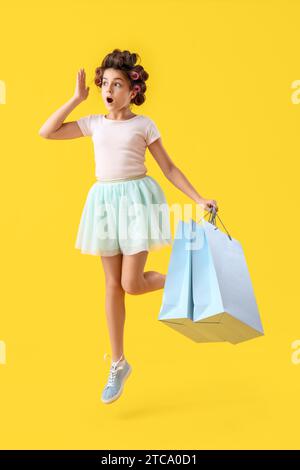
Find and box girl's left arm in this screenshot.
[148,138,218,212]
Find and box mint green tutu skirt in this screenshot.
[75,175,173,256]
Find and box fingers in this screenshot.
[209,200,219,212]
[77,68,86,81]
[76,69,88,96]
[198,199,218,213]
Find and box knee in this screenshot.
[121,277,143,295]
[105,279,124,292]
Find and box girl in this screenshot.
[39,49,218,405]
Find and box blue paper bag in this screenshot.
[191,214,264,344]
[158,209,264,345]
[158,219,196,339]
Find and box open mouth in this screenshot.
[106,97,114,104]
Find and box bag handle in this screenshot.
[198,207,233,241]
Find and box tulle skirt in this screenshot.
[75,175,173,256]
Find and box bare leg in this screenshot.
[100,253,126,362]
[121,250,166,295]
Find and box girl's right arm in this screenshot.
[38,68,90,140]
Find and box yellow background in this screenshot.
[0,0,299,450]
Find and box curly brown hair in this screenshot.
[94,49,149,106]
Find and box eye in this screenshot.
[103,81,121,87]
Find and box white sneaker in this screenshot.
[101,353,132,404]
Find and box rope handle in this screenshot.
[197,207,232,241]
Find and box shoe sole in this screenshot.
[101,365,132,404]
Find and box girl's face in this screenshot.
[102,68,136,111]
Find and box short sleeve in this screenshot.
[76,114,94,136]
[145,118,161,146]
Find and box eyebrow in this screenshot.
[103,77,124,81]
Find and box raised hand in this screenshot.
[73,68,90,103]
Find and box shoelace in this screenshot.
[103,352,125,388]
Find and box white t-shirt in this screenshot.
[76,114,161,180]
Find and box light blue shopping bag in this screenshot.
[191,209,264,344]
[158,218,196,340]
[158,208,264,344]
